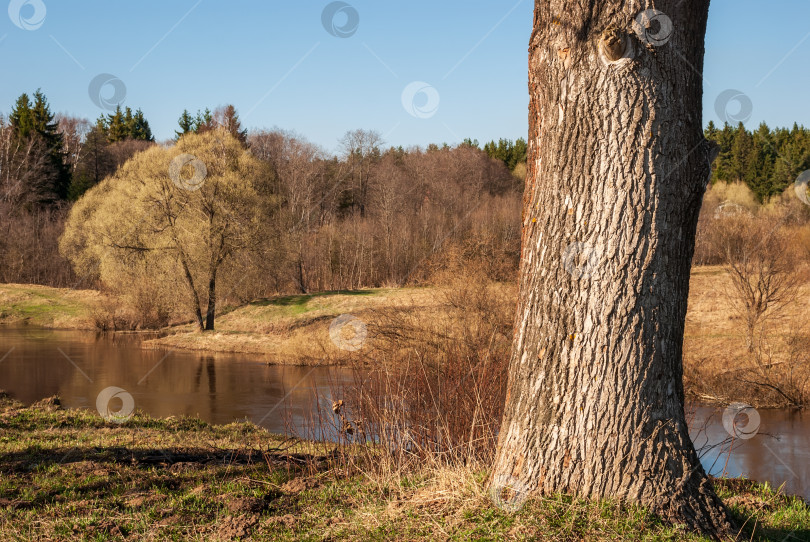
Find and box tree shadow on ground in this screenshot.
[732,517,810,541]
[251,290,376,308]
[0,445,337,473]
[0,445,319,513]
[715,478,810,541]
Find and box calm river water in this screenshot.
[0,327,350,436]
[0,327,807,500]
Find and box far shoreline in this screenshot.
[3,271,810,408]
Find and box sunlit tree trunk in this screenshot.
[492,0,731,537]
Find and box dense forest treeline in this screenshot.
[705,121,810,202]
[1,90,809,328]
[1,91,155,205]
[0,91,525,302]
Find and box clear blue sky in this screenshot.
[1,0,807,153]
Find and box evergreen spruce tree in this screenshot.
[704,121,810,200]
[131,109,153,141]
[106,105,129,142]
[123,107,136,138]
[729,123,753,185]
[9,94,34,138]
[9,90,70,201]
[194,108,214,133]
[745,123,777,201]
[511,138,528,169]
[176,109,195,140]
[219,104,248,145]
[481,138,528,172]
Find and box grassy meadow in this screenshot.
[0,392,808,541]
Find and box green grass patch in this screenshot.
[0,393,808,540]
[0,284,96,327]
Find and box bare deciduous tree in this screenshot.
[0,117,56,205]
[55,114,90,174]
[715,214,801,352]
[339,129,383,218]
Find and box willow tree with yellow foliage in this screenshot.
[60,129,275,331]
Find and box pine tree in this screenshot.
[217,105,248,145]
[106,105,128,143]
[131,109,153,141]
[194,108,214,134]
[176,109,195,140]
[9,90,71,201]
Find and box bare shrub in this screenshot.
[695,182,758,265]
[737,330,810,408]
[324,268,514,484]
[0,202,77,286]
[128,283,172,329]
[712,213,802,352]
[689,209,810,407]
[89,295,137,331]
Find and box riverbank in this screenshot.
[0,283,440,364]
[141,287,441,365]
[2,268,810,406]
[0,283,102,330]
[0,392,807,541]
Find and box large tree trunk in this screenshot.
[492,0,732,537]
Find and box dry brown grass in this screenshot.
[143,287,442,364]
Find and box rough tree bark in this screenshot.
[491,0,732,537]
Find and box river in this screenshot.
[1,327,807,500]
